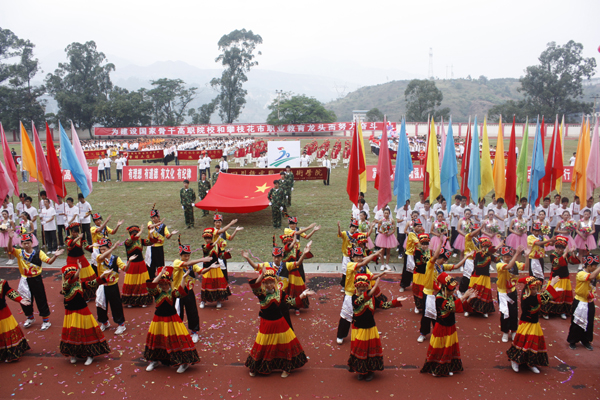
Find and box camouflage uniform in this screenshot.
[268,187,285,228]
[211,171,220,186]
[180,187,196,228]
[197,179,212,217]
[284,171,294,206]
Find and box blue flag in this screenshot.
[393,118,413,208]
[528,117,546,206]
[467,116,481,203]
[440,117,459,203]
[60,121,91,197]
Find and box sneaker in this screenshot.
[177,364,190,374]
[142,305,148,308]
[100,322,110,332]
[464,312,469,317]
[448,372,454,376]
[511,361,519,372]
[414,308,419,314]
[582,343,594,351]
[340,288,345,293]
[417,335,426,343]
[70,357,77,364]
[542,314,549,320]
[127,305,133,308]
[385,265,392,271]
[569,343,577,350]
[501,333,509,343]
[216,302,222,309]
[295,310,300,316]
[483,313,488,318]
[399,287,405,293]
[200,302,205,309]
[380,264,385,271]
[511,332,516,341]
[146,361,158,372]
[6,259,14,265]
[281,371,290,378]
[24,318,35,328]
[191,333,199,343]
[528,366,540,374]
[560,314,567,320]
[249,371,256,377]
[336,338,343,345]
[41,321,51,331]
[115,325,126,335]
[85,357,93,366]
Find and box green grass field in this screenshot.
[0,136,584,264]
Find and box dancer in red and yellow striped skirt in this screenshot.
[245,265,313,378]
[466,237,499,317]
[200,228,231,308]
[412,232,431,314]
[542,236,579,319]
[0,279,31,362]
[122,225,157,307]
[280,233,312,313]
[421,273,477,377]
[65,223,96,301]
[59,264,111,366]
[507,275,560,373]
[348,274,405,381]
[143,267,200,374]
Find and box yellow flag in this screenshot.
[480,116,494,198]
[20,122,38,181]
[492,115,506,199]
[426,117,441,201]
[572,116,590,201]
[556,115,564,194]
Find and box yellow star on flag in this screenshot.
[255,183,270,193]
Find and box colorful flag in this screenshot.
[45,122,66,198]
[20,122,38,181]
[438,117,446,166]
[346,118,367,205]
[556,115,565,194]
[71,122,93,196]
[60,122,91,197]
[515,117,530,199]
[528,117,546,206]
[505,116,518,209]
[586,116,600,199]
[0,159,15,201]
[440,117,459,204]
[492,115,506,200]
[571,116,589,201]
[479,117,494,199]
[426,117,441,201]
[375,116,393,209]
[460,118,471,199]
[467,116,481,203]
[393,117,413,207]
[541,115,564,199]
[32,123,58,202]
[0,122,19,196]
[423,116,431,199]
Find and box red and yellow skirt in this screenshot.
[121,260,152,306]
[68,255,96,301]
[288,270,309,308]
[541,278,573,315]
[348,326,384,373]
[506,321,549,367]
[412,272,425,310]
[59,306,110,358]
[420,324,463,376]
[201,268,231,303]
[0,305,30,362]
[143,313,200,366]
[245,316,307,374]
[468,275,495,314]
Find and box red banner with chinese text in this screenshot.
[122,166,197,182]
[227,167,329,181]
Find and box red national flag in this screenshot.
[45,122,67,198]
[505,116,518,209]
[541,115,564,199]
[374,116,393,209]
[0,122,19,196]
[195,173,281,213]
[460,120,472,199]
[423,116,431,199]
[346,120,367,206]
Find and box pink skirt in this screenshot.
[543,235,554,251]
[574,234,596,250]
[0,232,11,247]
[483,233,502,248]
[429,235,451,252]
[505,233,527,249]
[367,237,375,249]
[375,233,399,249]
[453,234,465,251]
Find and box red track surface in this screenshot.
[2,269,598,400]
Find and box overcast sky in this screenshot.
[2,0,599,82]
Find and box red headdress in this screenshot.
[437,272,458,290]
[178,235,191,255]
[150,203,159,218]
[20,233,33,243]
[202,227,215,239]
[500,246,513,256]
[532,222,542,231]
[272,247,284,257]
[554,235,569,248]
[351,247,364,258]
[61,264,79,279]
[97,238,112,248]
[92,213,102,221]
[263,266,278,282]
[288,216,298,224]
[518,276,542,289]
[583,254,600,266]
[127,225,140,235]
[354,273,370,288]
[478,237,492,248]
[350,219,359,228]
[418,233,430,244]
[213,214,223,222]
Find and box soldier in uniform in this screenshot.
[180,180,196,229]
[284,165,295,206]
[268,180,285,228]
[197,173,212,217]
[212,165,221,186]
[279,171,290,211]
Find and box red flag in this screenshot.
[460,119,472,199]
[505,116,518,209]
[375,116,393,209]
[45,122,67,198]
[541,115,564,199]
[423,116,431,199]
[346,120,367,206]
[32,123,58,203]
[0,122,19,196]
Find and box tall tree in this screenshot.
[211,29,262,123]
[366,107,384,122]
[404,79,449,122]
[45,41,115,136]
[95,86,153,127]
[188,98,218,124]
[266,93,336,125]
[147,78,197,126]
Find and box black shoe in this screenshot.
[582,343,593,351]
[569,343,577,350]
[365,371,374,381]
[357,374,365,381]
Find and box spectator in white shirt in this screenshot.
[570,196,581,221]
[77,193,93,244]
[40,199,58,253]
[204,154,212,177]
[103,156,112,181]
[16,193,27,218]
[494,198,508,234]
[65,197,80,229]
[395,200,411,259]
[420,200,434,233]
[38,190,54,211]
[473,197,487,222]
[1,197,14,222]
[352,199,370,220]
[115,156,126,181]
[450,195,462,245]
[322,154,331,185]
[352,192,370,215]
[413,192,426,214]
[487,193,497,211]
[54,196,66,247]
[593,194,600,244]
[580,196,593,222]
[23,196,39,242]
[569,152,576,166]
[97,156,105,182]
[300,152,310,167]
[219,156,229,173]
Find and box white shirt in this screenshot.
[414,201,425,215]
[219,160,229,171]
[395,206,412,234]
[535,205,550,224]
[97,159,105,170]
[472,205,487,222]
[40,206,57,231]
[300,155,310,167]
[323,159,331,169]
[24,206,38,230]
[593,202,600,225]
[55,202,66,226]
[569,156,576,166]
[116,157,126,169]
[494,206,508,231]
[39,199,54,211]
[570,202,581,221]
[16,202,26,216]
[420,208,434,233]
[78,201,92,223]
[549,203,561,227]
[65,204,80,225]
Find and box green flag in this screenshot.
[515,117,529,199]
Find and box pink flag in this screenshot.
[0,159,15,201]
[438,117,446,166]
[1,122,19,196]
[71,122,93,195]
[32,123,58,203]
[586,116,600,198]
[375,115,393,209]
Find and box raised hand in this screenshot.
[117,219,125,226]
[550,275,560,286]
[241,250,249,259]
[171,230,179,236]
[128,255,138,262]
[54,249,65,257]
